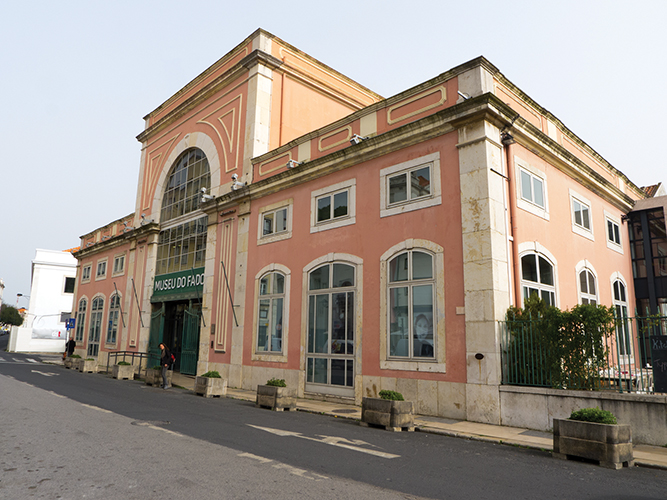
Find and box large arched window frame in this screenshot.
[575,260,598,305]
[380,240,445,373]
[87,295,104,357]
[75,297,87,343]
[160,148,210,224]
[520,253,556,306]
[611,275,632,357]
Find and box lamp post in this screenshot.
[16,293,29,307]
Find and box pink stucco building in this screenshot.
[72,29,659,426]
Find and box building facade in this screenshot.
[72,29,649,425]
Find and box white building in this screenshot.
[8,249,77,353]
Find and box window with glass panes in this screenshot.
[113,255,125,275]
[572,198,591,231]
[613,280,631,355]
[106,293,121,344]
[87,296,103,357]
[519,168,545,208]
[388,250,435,359]
[75,298,87,342]
[160,148,210,223]
[262,208,288,236]
[607,219,621,246]
[256,272,285,353]
[155,216,208,275]
[388,164,431,206]
[82,265,91,282]
[521,254,555,306]
[316,190,348,223]
[579,269,597,305]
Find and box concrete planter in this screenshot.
[361,397,415,432]
[79,359,97,373]
[256,385,296,411]
[112,364,135,380]
[552,418,634,469]
[63,357,76,369]
[145,368,172,387]
[194,376,227,398]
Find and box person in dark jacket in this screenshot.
[159,343,172,389]
[63,336,76,360]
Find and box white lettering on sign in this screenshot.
[154,272,205,293]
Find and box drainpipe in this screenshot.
[501,130,520,307]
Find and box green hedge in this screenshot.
[379,390,404,401]
[570,407,617,425]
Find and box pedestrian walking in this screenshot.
[159,343,172,389]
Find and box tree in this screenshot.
[0,303,24,327]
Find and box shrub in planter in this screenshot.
[112,361,135,380]
[256,378,295,411]
[195,370,227,398]
[552,408,633,469]
[79,358,97,373]
[361,391,414,432]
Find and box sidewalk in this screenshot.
[42,355,667,470]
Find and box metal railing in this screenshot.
[500,315,667,394]
[105,351,150,378]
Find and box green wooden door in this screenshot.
[181,308,200,375]
[148,304,165,368]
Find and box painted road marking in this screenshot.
[248,425,400,459]
[31,370,58,377]
[238,452,328,480]
[26,358,38,363]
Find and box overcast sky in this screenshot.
[1,0,665,306]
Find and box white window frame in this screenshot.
[605,210,623,254]
[251,264,290,363]
[112,254,126,277]
[106,293,121,346]
[74,297,87,343]
[310,178,356,233]
[380,153,441,218]
[570,189,594,240]
[379,240,446,373]
[81,264,92,283]
[520,252,556,307]
[611,274,632,358]
[257,199,293,245]
[95,258,108,281]
[515,158,549,220]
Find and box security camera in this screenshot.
[350,134,368,145]
[231,173,238,181]
[200,187,207,194]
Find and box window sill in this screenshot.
[310,216,355,234]
[251,352,288,363]
[380,359,446,373]
[257,230,292,246]
[381,196,441,218]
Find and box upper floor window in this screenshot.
[578,269,597,305]
[521,253,555,306]
[112,255,125,276]
[256,272,285,353]
[310,179,356,233]
[570,189,594,240]
[520,168,545,208]
[388,250,435,359]
[81,264,92,282]
[95,260,107,280]
[161,148,210,223]
[64,277,75,294]
[613,279,631,356]
[156,216,208,275]
[263,208,287,236]
[380,153,441,218]
[607,219,621,245]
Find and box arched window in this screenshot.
[87,296,104,357]
[521,253,555,306]
[388,250,434,359]
[613,280,631,356]
[106,293,121,345]
[160,148,210,223]
[307,263,356,388]
[75,298,87,343]
[579,269,597,305]
[257,272,285,353]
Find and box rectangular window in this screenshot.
[64,277,75,294]
[388,165,431,206]
[519,168,545,208]
[82,265,92,282]
[573,199,591,230]
[262,208,288,236]
[96,260,107,279]
[113,255,125,275]
[317,190,348,223]
[607,219,621,245]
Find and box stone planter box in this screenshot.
[63,357,76,369]
[360,397,415,432]
[79,359,97,373]
[552,418,634,469]
[112,364,135,380]
[256,385,296,411]
[145,368,172,387]
[194,376,227,398]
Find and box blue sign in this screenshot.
[66,318,76,329]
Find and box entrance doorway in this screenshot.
[148,300,201,375]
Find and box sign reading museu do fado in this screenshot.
[152,267,205,299]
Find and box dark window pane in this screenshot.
[333,191,348,218]
[317,196,331,222]
[411,166,430,199]
[539,257,553,285]
[332,263,354,287]
[522,255,537,282]
[389,174,407,204]
[389,253,409,282]
[412,252,433,279]
[309,265,330,290]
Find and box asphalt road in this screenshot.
[2,337,667,499]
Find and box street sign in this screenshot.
[66,318,75,330]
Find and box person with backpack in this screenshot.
[159,343,172,389]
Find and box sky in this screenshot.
[1,0,666,306]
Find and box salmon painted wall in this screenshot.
[243,132,466,382]
[508,144,636,310]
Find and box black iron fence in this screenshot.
[500,314,667,394]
